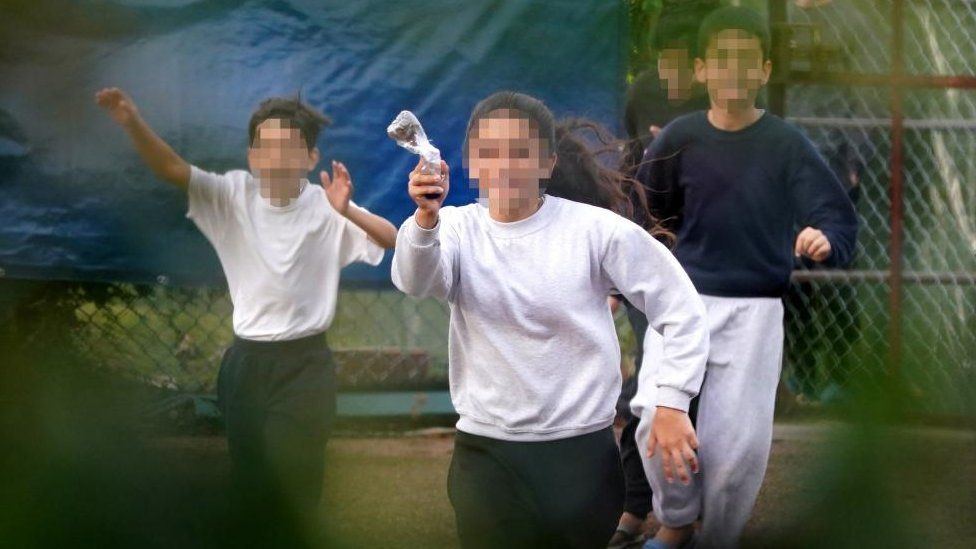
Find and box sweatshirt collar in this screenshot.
[479,194,557,238]
[699,109,771,141]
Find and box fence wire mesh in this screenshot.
[780,0,976,414]
[57,284,452,394]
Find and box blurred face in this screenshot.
[466,109,554,210]
[247,118,318,202]
[657,46,696,101]
[695,29,772,110]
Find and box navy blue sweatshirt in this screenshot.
[636,111,858,298]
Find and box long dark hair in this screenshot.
[464,91,672,243]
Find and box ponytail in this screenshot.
[548,119,674,245]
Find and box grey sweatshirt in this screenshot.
[391,196,708,441]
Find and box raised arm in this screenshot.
[320,160,397,249]
[391,159,457,300]
[94,88,190,191]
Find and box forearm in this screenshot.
[344,206,397,249]
[391,215,453,299]
[633,282,708,412]
[792,137,859,267]
[123,115,190,189]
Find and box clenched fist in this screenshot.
[794,227,832,262]
[408,159,449,229]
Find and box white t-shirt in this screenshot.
[391,196,709,441]
[186,166,384,341]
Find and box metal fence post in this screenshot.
[887,0,906,381]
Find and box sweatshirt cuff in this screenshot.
[405,215,440,247]
[813,228,839,268]
[655,386,692,413]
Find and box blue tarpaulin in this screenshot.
[0,0,628,286]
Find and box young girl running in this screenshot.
[391,91,710,549]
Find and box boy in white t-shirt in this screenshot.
[95,88,397,529]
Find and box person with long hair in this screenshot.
[391,91,710,549]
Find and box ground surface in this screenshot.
[153,421,976,548]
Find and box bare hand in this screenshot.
[649,125,662,138]
[95,87,139,127]
[321,160,353,215]
[795,226,832,262]
[408,159,449,229]
[647,407,699,485]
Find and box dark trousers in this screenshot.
[216,332,337,531]
[618,303,654,519]
[448,427,625,549]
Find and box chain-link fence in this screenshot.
[2,0,974,419]
[775,0,976,415]
[52,283,454,394]
[1,280,639,392]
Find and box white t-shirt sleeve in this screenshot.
[186,165,234,241]
[336,200,385,267]
[600,218,709,412]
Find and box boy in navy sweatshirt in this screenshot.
[631,7,857,548]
